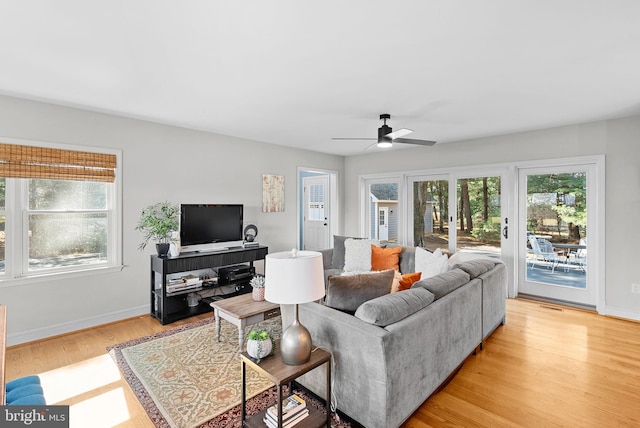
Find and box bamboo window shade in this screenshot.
[0,143,117,183]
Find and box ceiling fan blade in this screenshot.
[385,128,413,140]
[331,137,377,141]
[364,142,378,151]
[393,138,437,146]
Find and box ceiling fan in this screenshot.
[332,114,437,149]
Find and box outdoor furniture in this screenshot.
[528,236,563,272]
[551,241,587,272]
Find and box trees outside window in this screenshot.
[28,179,109,271]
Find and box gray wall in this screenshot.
[344,117,640,320]
[2,92,638,343]
[0,95,344,345]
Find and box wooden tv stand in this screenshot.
[150,246,268,325]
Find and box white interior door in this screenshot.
[303,176,330,250]
[378,207,389,241]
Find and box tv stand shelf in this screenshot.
[150,246,268,325]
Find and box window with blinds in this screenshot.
[0,142,120,279]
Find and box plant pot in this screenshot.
[246,339,272,359]
[252,287,265,301]
[156,243,170,257]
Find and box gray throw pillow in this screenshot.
[355,288,435,326]
[325,269,395,312]
[452,259,497,278]
[411,268,470,300]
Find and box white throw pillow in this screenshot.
[343,238,377,272]
[415,247,449,280]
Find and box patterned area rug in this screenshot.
[108,316,284,428]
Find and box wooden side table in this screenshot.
[240,340,331,428]
[210,293,281,351]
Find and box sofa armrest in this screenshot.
[281,303,390,425]
[318,248,333,269]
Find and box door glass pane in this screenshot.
[412,179,449,251]
[525,173,587,288]
[369,182,398,244]
[308,183,325,221]
[456,177,502,256]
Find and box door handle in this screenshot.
[323,223,327,226]
[502,225,508,239]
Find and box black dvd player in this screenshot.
[218,264,255,284]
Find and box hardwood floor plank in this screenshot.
[5,300,640,427]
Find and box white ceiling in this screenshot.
[2,1,640,156]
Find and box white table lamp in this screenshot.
[265,249,325,365]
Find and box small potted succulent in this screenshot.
[250,274,266,301]
[246,329,273,359]
[136,201,180,257]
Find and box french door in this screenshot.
[408,170,509,259]
[517,163,599,308]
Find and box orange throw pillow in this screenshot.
[371,245,402,271]
[398,272,422,291]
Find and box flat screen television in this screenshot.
[179,204,244,252]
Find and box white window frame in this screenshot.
[0,138,122,286]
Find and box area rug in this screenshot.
[108,316,285,428]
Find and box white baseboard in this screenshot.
[605,305,640,322]
[7,305,149,346]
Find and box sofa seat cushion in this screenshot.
[452,259,498,278]
[411,268,471,299]
[355,287,436,326]
[325,269,395,312]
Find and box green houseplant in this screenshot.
[246,329,273,359]
[136,201,180,257]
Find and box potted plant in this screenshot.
[246,329,273,359]
[250,274,266,301]
[136,201,180,257]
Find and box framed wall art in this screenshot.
[262,174,284,212]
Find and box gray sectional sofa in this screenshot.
[280,244,506,428]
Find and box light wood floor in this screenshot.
[6,299,640,427]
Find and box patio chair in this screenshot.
[574,237,587,272]
[528,236,563,272]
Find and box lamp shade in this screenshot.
[265,250,325,304]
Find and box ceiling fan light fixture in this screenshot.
[377,140,393,148]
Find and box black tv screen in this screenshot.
[180,204,244,246]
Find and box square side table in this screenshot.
[240,340,331,428]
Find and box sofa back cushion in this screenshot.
[411,268,470,300]
[325,269,395,312]
[354,287,436,326]
[452,259,497,278]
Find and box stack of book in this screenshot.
[166,274,203,295]
[263,394,308,428]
